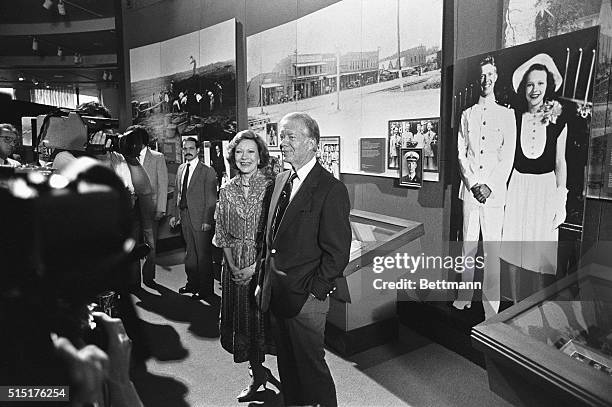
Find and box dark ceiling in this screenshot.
[0,0,116,23]
[0,0,119,89]
[0,31,118,57]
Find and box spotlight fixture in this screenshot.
[107,72,112,81]
[32,38,39,52]
[18,73,25,81]
[57,0,66,15]
[42,0,54,10]
[57,46,63,57]
[102,71,108,81]
[32,78,39,86]
[73,53,82,64]
[45,83,51,89]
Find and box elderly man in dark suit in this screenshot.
[257,112,351,407]
[169,137,218,301]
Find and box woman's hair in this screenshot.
[226,129,269,170]
[516,63,556,112]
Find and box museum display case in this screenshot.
[472,264,612,407]
[325,209,424,355]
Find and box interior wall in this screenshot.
[122,0,505,257]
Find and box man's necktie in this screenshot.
[179,163,190,210]
[272,172,298,237]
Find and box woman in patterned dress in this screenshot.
[213,130,279,402]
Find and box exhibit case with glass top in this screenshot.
[325,209,424,355]
[472,264,612,407]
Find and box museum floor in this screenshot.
[129,250,512,407]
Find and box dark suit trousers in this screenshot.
[271,296,337,407]
[180,209,213,295]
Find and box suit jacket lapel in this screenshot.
[143,149,153,174]
[266,171,290,246]
[272,164,321,243]
[177,163,186,206]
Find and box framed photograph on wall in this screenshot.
[318,136,340,180]
[388,118,439,178]
[268,150,284,175]
[266,122,278,147]
[399,148,423,188]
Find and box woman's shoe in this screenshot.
[237,366,281,402]
[452,300,472,310]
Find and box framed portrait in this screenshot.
[388,118,440,179]
[266,122,278,147]
[268,150,285,175]
[399,148,423,188]
[318,136,340,180]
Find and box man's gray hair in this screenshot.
[282,112,320,144]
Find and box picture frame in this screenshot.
[266,122,278,147]
[388,118,440,178]
[318,136,340,180]
[399,147,423,188]
[268,150,285,175]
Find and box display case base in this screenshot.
[397,300,485,367]
[325,318,398,356]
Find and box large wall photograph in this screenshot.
[246,0,442,180]
[451,27,599,300]
[129,18,237,163]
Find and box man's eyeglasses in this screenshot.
[0,136,17,145]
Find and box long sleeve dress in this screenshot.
[213,170,275,363]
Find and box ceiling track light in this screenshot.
[32,38,39,52]
[102,71,108,81]
[18,73,25,81]
[57,46,63,57]
[42,0,54,10]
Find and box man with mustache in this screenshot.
[454,55,516,318]
[169,137,218,302]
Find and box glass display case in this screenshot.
[326,209,424,355]
[472,265,612,407]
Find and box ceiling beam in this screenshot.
[0,18,115,36]
[0,54,118,67]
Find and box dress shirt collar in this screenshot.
[185,156,199,168]
[293,155,316,181]
[477,95,497,107]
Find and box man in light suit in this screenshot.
[454,55,516,318]
[169,137,218,301]
[125,125,168,285]
[256,112,351,407]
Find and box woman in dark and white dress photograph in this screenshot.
[501,53,568,296]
